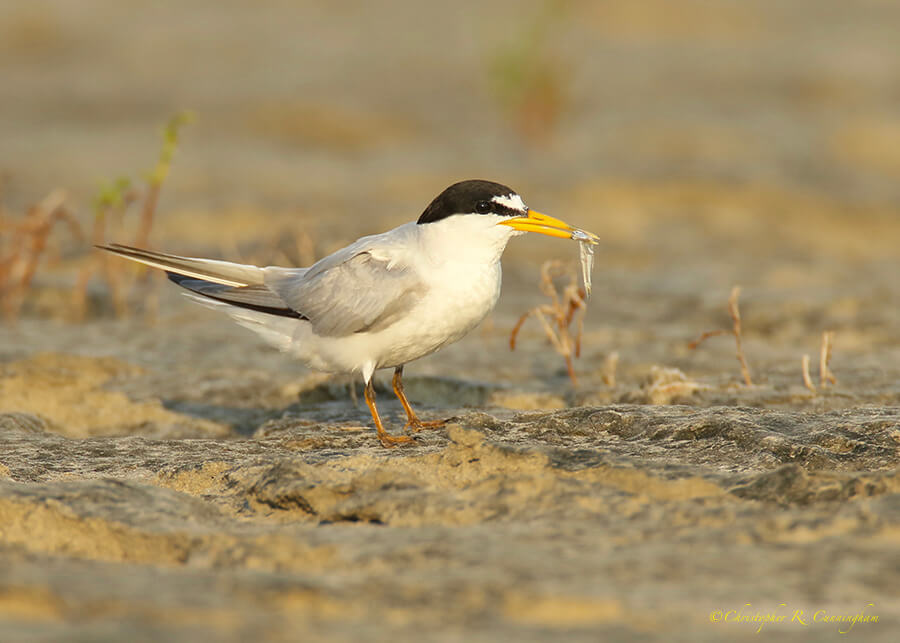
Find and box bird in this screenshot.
[100,179,597,447]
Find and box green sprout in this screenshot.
[486,0,571,142]
[75,111,194,318]
[146,110,195,187]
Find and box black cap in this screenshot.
[417,180,521,224]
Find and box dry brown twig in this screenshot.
[801,354,816,392]
[689,285,753,386]
[819,330,837,388]
[1,113,191,323]
[0,190,82,321]
[510,260,587,387]
[801,331,836,393]
[602,351,619,388]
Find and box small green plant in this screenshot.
[486,0,572,143]
[73,110,194,318]
[137,111,194,248]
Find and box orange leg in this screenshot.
[364,378,414,447]
[392,366,445,433]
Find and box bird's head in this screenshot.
[417,179,593,241]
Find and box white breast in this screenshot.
[366,215,513,369]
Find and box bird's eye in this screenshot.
[475,201,492,214]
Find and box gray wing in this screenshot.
[263,230,425,337]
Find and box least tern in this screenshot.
[101,179,598,447]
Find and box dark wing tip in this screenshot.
[167,272,307,320]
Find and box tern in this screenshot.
[101,179,598,447]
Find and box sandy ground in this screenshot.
[2,1,900,641]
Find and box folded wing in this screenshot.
[265,246,425,337]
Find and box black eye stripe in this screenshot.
[493,204,522,217]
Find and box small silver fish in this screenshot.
[571,228,598,298]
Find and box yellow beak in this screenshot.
[498,210,599,243]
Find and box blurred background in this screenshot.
[4,0,900,256]
[2,0,899,384]
[3,5,900,639]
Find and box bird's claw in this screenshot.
[377,432,417,448]
[403,418,446,434]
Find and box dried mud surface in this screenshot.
[2,317,899,643]
[3,0,900,641]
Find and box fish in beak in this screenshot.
[498,210,599,244]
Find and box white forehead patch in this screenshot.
[491,193,527,213]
